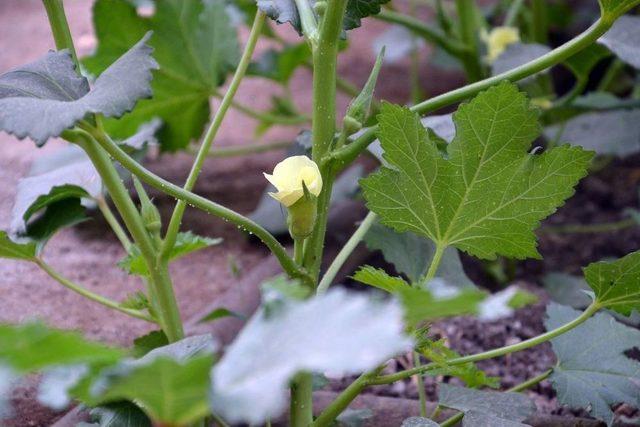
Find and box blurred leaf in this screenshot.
[420,339,499,389]
[38,365,89,410]
[23,199,89,251]
[85,0,240,150]
[248,44,311,83]
[543,272,592,309]
[0,33,155,145]
[362,83,592,261]
[564,44,611,79]
[210,289,412,424]
[546,303,640,425]
[0,231,37,261]
[119,231,221,275]
[197,307,245,324]
[364,222,474,286]
[401,417,440,427]
[0,323,122,373]
[544,110,640,156]
[87,402,151,427]
[372,26,424,64]
[598,15,640,68]
[584,250,640,315]
[0,366,19,419]
[132,331,169,358]
[337,408,374,427]
[352,266,412,294]
[438,384,535,424]
[477,286,537,321]
[461,412,530,426]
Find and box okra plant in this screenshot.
[0,0,639,426]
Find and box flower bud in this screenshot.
[482,26,520,63]
[264,156,323,239]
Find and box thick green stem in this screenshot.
[76,136,184,341]
[162,11,266,259]
[439,369,553,427]
[422,243,445,283]
[35,258,154,322]
[372,302,600,384]
[455,0,484,82]
[332,18,613,168]
[290,372,314,427]
[302,0,347,282]
[317,211,377,294]
[84,126,309,283]
[375,10,468,57]
[42,0,78,67]
[530,0,549,45]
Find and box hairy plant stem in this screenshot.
[42,0,78,67]
[42,0,184,340]
[331,17,613,168]
[315,304,599,426]
[162,11,266,260]
[439,369,553,427]
[317,211,377,294]
[82,126,310,283]
[35,258,154,322]
[77,135,184,341]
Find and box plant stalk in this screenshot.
[162,11,266,260]
[42,0,79,67]
[455,0,484,82]
[35,258,154,322]
[97,197,132,250]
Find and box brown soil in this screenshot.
[1,1,639,426]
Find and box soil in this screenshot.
[0,1,639,426]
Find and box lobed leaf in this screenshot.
[438,384,535,425]
[546,303,640,425]
[210,289,412,424]
[584,250,640,315]
[0,33,156,146]
[362,82,593,260]
[85,0,239,150]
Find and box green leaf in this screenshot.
[545,109,640,156]
[0,323,122,373]
[197,307,245,324]
[119,231,222,275]
[584,250,640,315]
[0,231,36,261]
[543,272,592,309]
[87,402,151,427]
[361,82,593,260]
[546,303,640,425]
[0,33,155,146]
[598,0,640,21]
[438,384,535,425]
[599,16,640,69]
[23,198,89,251]
[419,338,499,389]
[210,289,412,424]
[352,267,485,325]
[364,222,474,286]
[85,0,240,151]
[132,330,169,358]
[248,44,311,83]
[258,0,389,34]
[563,44,611,79]
[93,356,214,425]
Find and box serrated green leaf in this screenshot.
[544,110,640,156]
[599,15,640,69]
[0,231,36,261]
[0,33,155,146]
[598,0,640,20]
[352,266,412,293]
[93,356,214,425]
[584,250,640,315]
[0,323,123,373]
[258,0,389,34]
[364,222,474,286]
[119,231,221,275]
[361,82,593,261]
[546,303,640,425]
[438,384,535,425]
[210,289,412,424]
[85,0,239,150]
